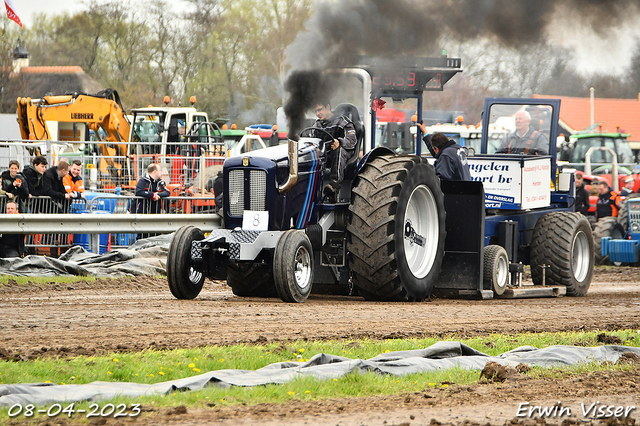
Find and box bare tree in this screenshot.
[0,18,23,113]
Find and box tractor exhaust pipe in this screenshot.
[278,136,299,194]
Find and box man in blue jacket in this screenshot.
[417,124,471,181]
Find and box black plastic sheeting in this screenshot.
[0,235,172,278]
[1,342,639,407]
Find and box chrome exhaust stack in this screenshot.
[278,136,299,194]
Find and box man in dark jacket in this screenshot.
[311,99,358,202]
[574,171,590,215]
[23,155,48,197]
[134,163,170,214]
[417,125,471,181]
[596,181,620,220]
[1,160,29,210]
[0,201,25,258]
[42,160,71,213]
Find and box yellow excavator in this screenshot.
[16,89,132,187]
[17,89,130,142]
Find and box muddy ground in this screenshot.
[1,266,640,425]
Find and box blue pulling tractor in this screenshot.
[167,56,594,303]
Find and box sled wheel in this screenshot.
[227,262,276,297]
[347,155,446,301]
[531,212,594,296]
[483,245,509,296]
[273,230,314,303]
[167,225,205,299]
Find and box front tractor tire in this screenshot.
[167,225,205,299]
[273,230,314,303]
[347,155,446,301]
[530,212,594,296]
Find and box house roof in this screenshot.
[532,94,640,142]
[20,66,84,74]
[6,66,103,102]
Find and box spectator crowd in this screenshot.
[0,157,172,259]
[574,171,638,222]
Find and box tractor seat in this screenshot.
[333,103,363,180]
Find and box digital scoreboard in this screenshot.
[349,55,462,94]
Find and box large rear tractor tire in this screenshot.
[347,155,446,301]
[167,225,205,299]
[530,212,594,296]
[483,245,509,296]
[593,216,625,265]
[227,262,276,297]
[273,230,314,303]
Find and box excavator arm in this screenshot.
[16,91,131,145]
[16,90,132,186]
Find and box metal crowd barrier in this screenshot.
[0,140,226,195]
[0,194,220,256]
[0,196,87,256]
[562,162,639,174]
[0,139,226,256]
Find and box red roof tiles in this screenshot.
[20,66,83,74]
[533,94,640,142]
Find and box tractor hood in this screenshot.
[222,137,325,231]
[223,138,322,166]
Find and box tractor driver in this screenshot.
[311,99,357,202]
[496,110,548,155]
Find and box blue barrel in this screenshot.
[73,210,111,254]
[84,192,119,213]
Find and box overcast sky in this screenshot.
[8,0,190,26]
[7,0,640,77]
[9,0,87,25]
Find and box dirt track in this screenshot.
[1,266,640,425]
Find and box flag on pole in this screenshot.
[4,0,23,27]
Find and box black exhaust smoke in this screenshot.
[283,0,640,134]
[284,70,336,139]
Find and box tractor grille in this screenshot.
[249,170,267,211]
[228,169,267,216]
[228,170,245,216]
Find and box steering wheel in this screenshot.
[299,127,337,154]
[299,127,336,143]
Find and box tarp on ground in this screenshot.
[0,235,172,278]
[1,342,639,407]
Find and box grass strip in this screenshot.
[1,329,638,420]
[0,275,97,286]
